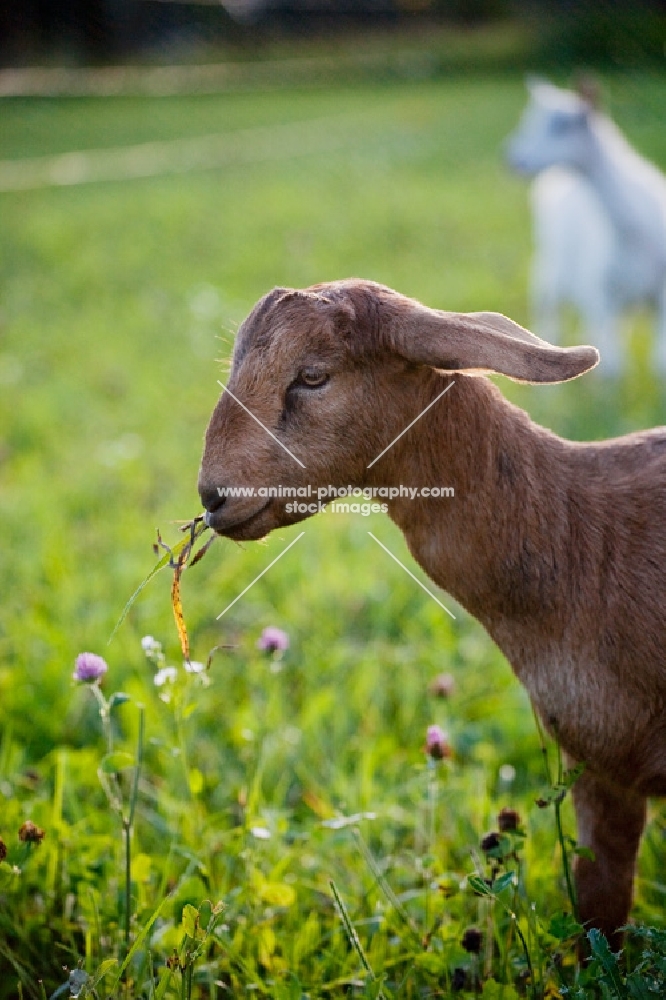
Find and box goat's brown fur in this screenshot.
[198,279,666,945]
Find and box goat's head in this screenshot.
[506,77,595,177]
[198,280,598,540]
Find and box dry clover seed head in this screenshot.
[480,831,501,853]
[18,821,45,844]
[461,927,483,954]
[498,807,521,832]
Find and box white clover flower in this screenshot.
[250,827,271,840]
[184,660,205,674]
[154,666,177,687]
[141,635,161,654]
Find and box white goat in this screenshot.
[506,78,666,375]
[198,279,666,947]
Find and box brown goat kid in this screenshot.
[198,279,666,945]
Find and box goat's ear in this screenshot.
[387,302,599,383]
[525,73,548,95]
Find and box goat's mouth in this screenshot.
[205,500,273,540]
[205,494,321,541]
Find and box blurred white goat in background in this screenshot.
[506,77,666,375]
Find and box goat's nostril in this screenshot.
[199,484,226,513]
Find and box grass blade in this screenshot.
[330,879,385,999]
[110,892,174,990]
[107,542,186,645]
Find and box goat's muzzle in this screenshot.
[199,481,225,517]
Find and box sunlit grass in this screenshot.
[0,63,665,997]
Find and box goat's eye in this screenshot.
[294,370,329,389]
[550,114,573,135]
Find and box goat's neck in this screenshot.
[377,374,570,633]
[585,116,662,246]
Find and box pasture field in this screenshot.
[1,54,666,998]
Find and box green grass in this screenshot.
[0,57,665,998]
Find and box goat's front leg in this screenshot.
[572,768,646,950]
[655,283,666,376]
[584,300,622,376]
[530,264,562,345]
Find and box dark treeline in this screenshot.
[1,0,665,67]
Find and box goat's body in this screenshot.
[383,372,666,941]
[507,81,666,374]
[387,374,666,796]
[530,167,615,348]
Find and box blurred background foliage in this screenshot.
[1,0,665,69]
